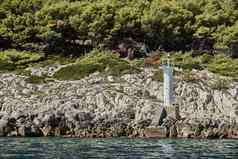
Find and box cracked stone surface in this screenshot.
[0,68,237,138]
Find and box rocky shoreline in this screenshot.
[0,68,238,139]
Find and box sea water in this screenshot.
[0,138,237,159]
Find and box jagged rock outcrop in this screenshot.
[0,68,237,138]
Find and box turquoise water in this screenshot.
[0,138,237,159]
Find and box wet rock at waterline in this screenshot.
[0,68,237,138]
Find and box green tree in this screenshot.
[142,0,194,50]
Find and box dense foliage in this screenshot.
[53,49,139,80]
[0,49,43,71]
[1,0,238,56]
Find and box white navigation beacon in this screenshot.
[162,53,173,107]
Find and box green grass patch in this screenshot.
[25,75,47,84]
[53,63,105,80]
[162,52,238,78]
[0,49,44,65]
[166,52,212,70]
[54,49,140,80]
[129,58,145,68]
[0,50,44,72]
[172,53,201,70]
[0,60,16,72]
[29,55,76,68]
[14,69,32,76]
[207,55,238,78]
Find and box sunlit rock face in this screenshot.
[0,68,237,138]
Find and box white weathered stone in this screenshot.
[0,67,237,135]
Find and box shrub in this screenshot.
[207,54,238,77]
[0,49,44,65]
[197,53,213,64]
[165,52,238,78]
[25,75,46,84]
[170,52,203,70]
[130,58,145,68]
[0,59,16,71]
[53,63,105,80]
[227,40,238,58]
[1,0,238,54]
[54,49,139,80]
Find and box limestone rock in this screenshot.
[18,126,33,137]
[201,128,216,139]
[0,68,237,138]
[0,119,8,136]
[180,126,194,138]
[144,127,168,138]
[169,125,178,138]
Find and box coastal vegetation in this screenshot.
[53,50,139,80]
[1,0,238,53]
[0,49,43,72]
[169,52,238,78]
[0,0,238,79]
[1,0,238,147]
[25,75,47,84]
[1,49,238,81]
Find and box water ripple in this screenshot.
[0,138,237,159]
